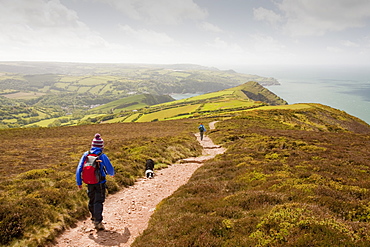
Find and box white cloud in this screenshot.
[118,24,175,45]
[198,21,223,33]
[250,34,285,53]
[259,0,370,36]
[253,7,282,25]
[340,40,359,48]
[0,0,106,48]
[326,46,343,53]
[0,0,121,62]
[92,0,208,24]
[206,37,243,53]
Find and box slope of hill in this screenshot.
[133,107,370,246]
[0,119,203,247]
[92,81,288,124]
[14,80,286,127]
[87,94,174,114]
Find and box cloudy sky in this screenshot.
[1,0,370,68]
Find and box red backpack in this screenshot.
[82,151,104,184]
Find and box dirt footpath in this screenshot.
[54,122,225,247]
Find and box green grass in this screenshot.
[77,86,90,93]
[2,92,46,100]
[80,113,106,121]
[124,113,141,122]
[100,84,114,94]
[0,74,26,81]
[117,81,285,124]
[59,76,85,82]
[173,90,235,103]
[78,76,116,86]
[104,116,128,123]
[137,104,200,122]
[91,94,147,113]
[53,82,69,89]
[89,84,106,94]
[89,94,174,114]
[66,85,79,91]
[247,103,313,111]
[201,100,256,111]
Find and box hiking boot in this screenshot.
[94,222,105,231]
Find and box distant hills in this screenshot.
[0,62,280,129]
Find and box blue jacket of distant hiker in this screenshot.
[76,146,115,186]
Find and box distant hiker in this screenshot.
[145,159,155,179]
[76,133,115,231]
[198,123,206,140]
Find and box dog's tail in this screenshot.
[145,169,154,178]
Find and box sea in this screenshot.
[232,65,370,125]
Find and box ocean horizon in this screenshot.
[232,65,370,125]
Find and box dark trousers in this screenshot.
[200,131,204,140]
[87,183,106,224]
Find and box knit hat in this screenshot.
[91,133,104,148]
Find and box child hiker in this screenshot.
[76,133,115,230]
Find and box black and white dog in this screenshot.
[145,159,155,179]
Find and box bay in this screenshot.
[233,65,370,124]
[170,93,201,100]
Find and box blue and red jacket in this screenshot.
[76,147,115,186]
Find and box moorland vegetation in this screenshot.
[133,107,370,247]
[0,119,203,246]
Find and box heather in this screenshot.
[0,119,203,246]
[133,109,370,246]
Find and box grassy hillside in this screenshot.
[18,80,285,127]
[90,81,288,124]
[133,107,370,246]
[0,119,203,247]
[86,94,174,114]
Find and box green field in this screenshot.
[59,76,85,82]
[2,92,45,99]
[137,104,200,122]
[54,82,70,89]
[78,76,116,86]
[200,99,256,111]
[124,113,141,122]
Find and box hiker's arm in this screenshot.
[75,152,87,188]
[101,154,115,176]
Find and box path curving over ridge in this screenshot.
[54,121,225,247]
